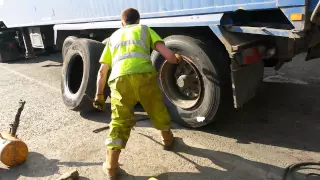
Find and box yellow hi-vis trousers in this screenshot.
[105,72,171,150]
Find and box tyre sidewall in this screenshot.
[61,39,90,109]
[62,36,78,60]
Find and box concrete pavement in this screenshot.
[0,53,319,180]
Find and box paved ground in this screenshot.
[0,53,319,180]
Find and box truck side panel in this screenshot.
[0,0,276,28]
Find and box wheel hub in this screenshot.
[176,75,199,99]
[160,56,202,109]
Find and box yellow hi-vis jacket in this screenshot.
[99,24,164,82]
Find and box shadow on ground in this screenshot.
[202,81,320,153]
[80,103,148,124]
[80,103,112,123]
[80,80,320,153]
[5,53,63,67]
[0,137,316,180]
[118,134,311,180]
[0,152,99,180]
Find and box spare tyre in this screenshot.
[61,38,110,111]
[151,35,232,128]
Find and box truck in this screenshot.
[0,0,320,128]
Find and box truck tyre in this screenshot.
[151,35,232,128]
[62,36,78,60]
[61,38,110,111]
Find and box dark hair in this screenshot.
[121,8,140,25]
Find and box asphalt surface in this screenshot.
[0,53,319,180]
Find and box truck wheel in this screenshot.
[62,36,78,60]
[61,38,110,111]
[151,35,232,128]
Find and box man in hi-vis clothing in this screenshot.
[93,8,182,179]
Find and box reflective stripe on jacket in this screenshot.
[109,25,150,66]
[99,24,163,82]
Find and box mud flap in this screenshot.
[232,60,264,108]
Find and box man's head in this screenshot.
[121,8,140,26]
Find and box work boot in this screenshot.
[161,130,174,150]
[102,149,121,180]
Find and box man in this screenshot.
[93,8,182,179]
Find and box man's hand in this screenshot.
[175,54,183,64]
[93,94,106,110]
[155,42,183,64]
[94,63,109,110]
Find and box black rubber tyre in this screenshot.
[61,38,110,111]
[62,36,78,60]
[151,35,232,128]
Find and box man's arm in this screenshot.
[148,27,181,64]
[96,63,110,96]
[93,40,111,110]
[155,42,181,64]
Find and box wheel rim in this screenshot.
[159,55,203,109]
